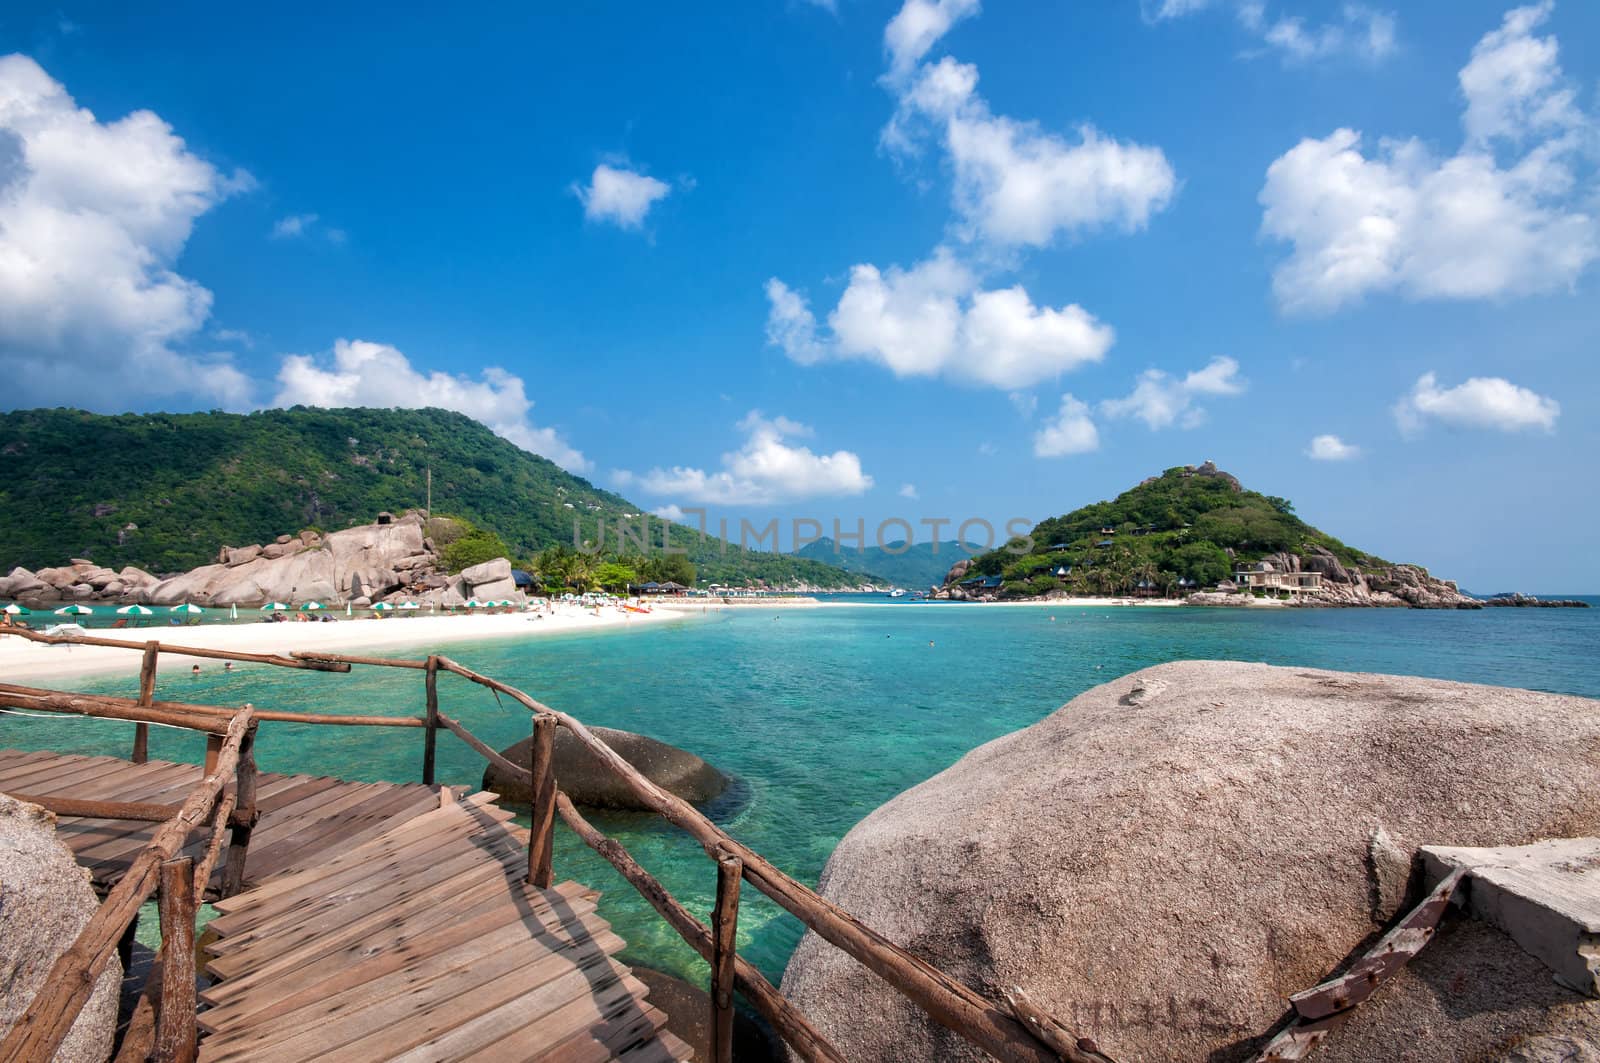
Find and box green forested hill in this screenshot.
[0,407,868,588]
[795,538,964,590]
[960,462,1390,597]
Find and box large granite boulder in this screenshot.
[147,513,430,606]
[484,726,729,810]
[0,795,121,1062]
[781,662,1600,1062]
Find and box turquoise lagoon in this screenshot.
[4,601,1598,985]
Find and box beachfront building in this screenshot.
[1232,560,1323,594]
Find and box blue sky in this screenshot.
[1,1,1596,591]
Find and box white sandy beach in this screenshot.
[0,606,687,685]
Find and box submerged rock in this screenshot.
[0,795,122,1062]
[631,967,777,1062]
[780,662,1600,1062]
[484,726,729,810]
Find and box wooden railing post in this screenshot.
[526,714,557,889]
[134,641,158,763]
[422,655,440,786]
[711,850,743,1063]
[203,734,222,775]
[154,858,197,1063]
[220,717,259,898]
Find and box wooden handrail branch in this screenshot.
[555,793,846,1063]
[5,627,352,672]
[0,707,255,1063]
[0,681,421,730]
[0,684,235,735]
[431,656,1079,1063]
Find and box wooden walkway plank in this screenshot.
[2,748,688,1063]
[198,900,620,1034]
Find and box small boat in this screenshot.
[887,588,907,598]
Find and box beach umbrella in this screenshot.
[261,602,289,612]
[397,601,420,611]
[3,604,30,615]
[346,602,353,617]
[170,603,204,615]
[116,604,152,616]
[55,604,94,615]
[230,604,238,620]
[371,602,393,612]
[299,602,323,612]
[464,598,485,608]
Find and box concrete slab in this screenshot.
[1422,837,1600,997]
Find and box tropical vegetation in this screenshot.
[0,407,869,589]
[959,464,1391,598]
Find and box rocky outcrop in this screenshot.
[0,510,530,609]
[0,795,122,1062]
[1484,594,1591,608]
[780,662,1600,1061]
[484,726,729,810]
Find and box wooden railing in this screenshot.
[0,701,257,1063]
[1,626,1106,1063]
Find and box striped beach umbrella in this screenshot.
[3,604,30,615]
[261,602,290,612]
[371,602,393,612]
[397,601,420,611]
[55,604,94,615]
[464,598,485,609]
[116,604,153,616]
[299,602,323,612]
[170,603,205,615]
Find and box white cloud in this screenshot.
[889,56,1177,248]
[626,412,873,506]
[898,483,919,499]
[1306,433,1361,460]
[574,163,671,229]
[272,213,316,238]
[883,0,981,80]
[1033,394,1100,457]
[765,247,1113,389]
[1392,371,1559,435]
[652,503,687,522]
[1150,2,1398,63]
[272,339,591,471]
[1460,1,1582,145]
[271,212,344,244]
[0,54,254,408]
[1141,0,1214,19]
[1259,4,1596,314]
[1100,356,1245,430]
[1237,4,1397,64]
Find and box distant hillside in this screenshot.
[0,407,869,589]
[795,538,965,590]
[958,462,1393,597]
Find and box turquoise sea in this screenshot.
[4,599,1598,986]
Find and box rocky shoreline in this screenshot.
[931,545,1485,609]
[1481,593,1590,608]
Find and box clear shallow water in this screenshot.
[4,601,1598,986]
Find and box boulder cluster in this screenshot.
[0,510,528,609]
[781,662,1600,1061]
[1248,546,1481,609]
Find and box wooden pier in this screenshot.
[0,628,1096,1063]
[0,747,689,1062]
